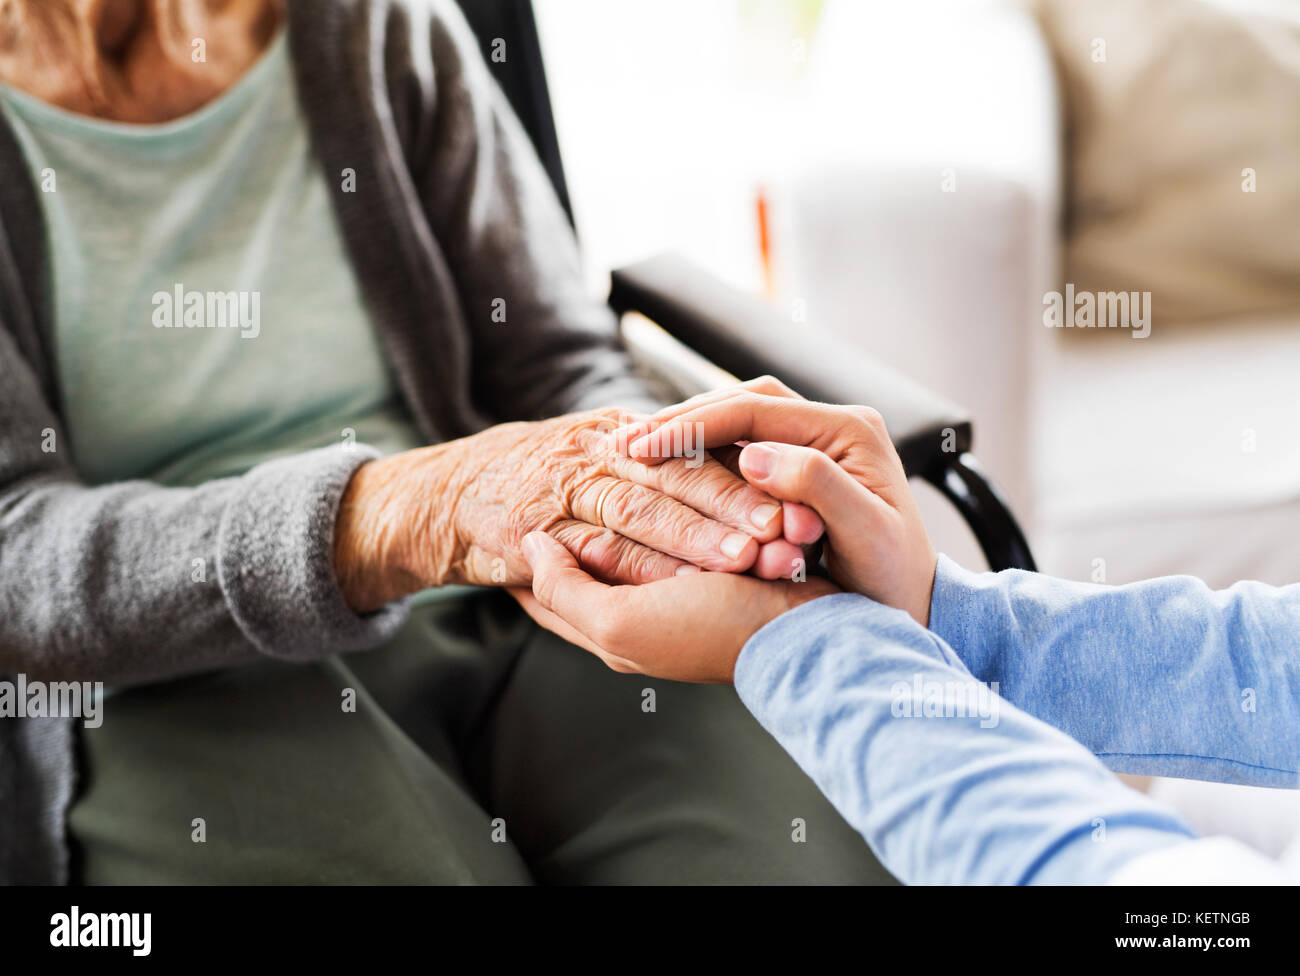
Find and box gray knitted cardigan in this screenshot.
[0,0,657,882]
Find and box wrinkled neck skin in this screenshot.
[0,0,283,123]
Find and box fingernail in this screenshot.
[740,443,779,479]
[750,503,780,529]
[675,564,702,576]
[521,532,543,564]
[720,532,751,560]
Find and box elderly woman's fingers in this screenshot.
[546,519,694,583]
[607,451,784,541]
[567,477,758,572]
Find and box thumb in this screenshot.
[738,442,876,533]
[521,530,610,624]
[522,529,578,577]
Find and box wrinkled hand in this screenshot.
[615,380,938,626]
[515,531,839,682]
[335,406,808,610]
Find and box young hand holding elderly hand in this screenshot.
[333,404,820,611]
[514,378,939,681]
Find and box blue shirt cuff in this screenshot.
[735,591,968,723]
[928,553,1002,681]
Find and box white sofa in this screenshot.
[767,0,1300,591]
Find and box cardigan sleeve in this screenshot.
[0,313,407,684]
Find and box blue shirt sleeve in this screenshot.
[929,555,1300,786]
[735,593,1196,885]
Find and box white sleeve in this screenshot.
[1108,836,1296,885]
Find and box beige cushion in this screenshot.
[1035,0,1300,326]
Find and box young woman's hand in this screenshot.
[514,531,838,683]
[614,380,938,626]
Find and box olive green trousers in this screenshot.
[70,589,894,884]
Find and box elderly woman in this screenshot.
[0,0,891,884]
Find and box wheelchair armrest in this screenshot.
[608,252,972,476]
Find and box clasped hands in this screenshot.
[334,376,937,683]
[514,377,939,682]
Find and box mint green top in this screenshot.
[0,31,424,488]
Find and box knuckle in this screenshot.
[587,406,625,427]
[850,404,887,434]
[658,506,716,551]
[642,456,687,494]
[602,481,644,527]
[707,469,761,514]
[505,506,554,554]
[616,541,666,583]
[571,525,619,573]
[791,446,830,487]
[631,488,681,526]
[558,469,600,516]
[748,374,795,397]
[656,454,711,490]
